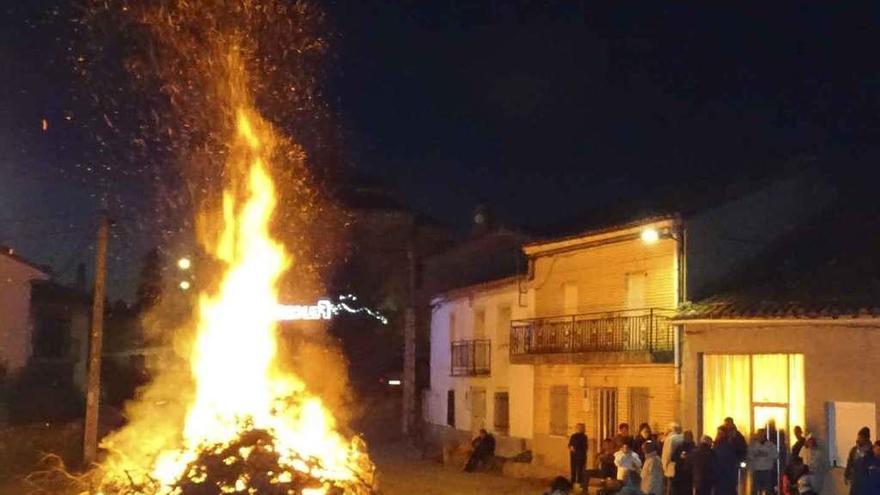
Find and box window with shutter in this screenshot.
[494,392,510,435]
[549,385,569,436]
[447,390,455,427]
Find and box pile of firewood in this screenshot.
[170,429,374,495]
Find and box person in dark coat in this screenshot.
[569,423,589,487]
[723,417,748,463]
[792,426,806,459]
[464,429,495,472]
[863,441,880,495]
[598,437,618,480]
[616,423,634,449]
[634,423,655,461]
[714,426,740,495]
[690,435,715,495]
[545,476,573,495]
[671,431,695,495]
[845,426,872,495]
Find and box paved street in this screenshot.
[373,444,545,495]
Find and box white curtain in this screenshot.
[703,354,805,441]
[703,354,751,438]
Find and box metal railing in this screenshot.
[510,308,674,357]
[450,339,491,376]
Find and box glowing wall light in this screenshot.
[641,228,660,244]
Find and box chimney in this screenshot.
[76,263,87,290]
[471,203,492,236]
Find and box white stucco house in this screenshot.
[0,246,50,375]
[423,277,535,455]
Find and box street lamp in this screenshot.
[177,257,192,270]
[640,228,660,244]
[179,280,191,291]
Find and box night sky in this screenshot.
[2,2,880,300]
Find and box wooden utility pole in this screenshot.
[83,214,108,465]
[402,240,417,436]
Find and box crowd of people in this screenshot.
[542,419,880,495]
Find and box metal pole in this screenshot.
[775,427,781,494]
[83,214,108,464]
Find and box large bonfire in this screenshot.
[78,1,375,494]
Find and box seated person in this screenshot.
[783,456,807,495]
[796,466,818,495]
[463,429,496,472]
[546,476,574,495]
[598,438,618,480]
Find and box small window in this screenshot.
[629,387,650,431]
[449,312,457,342]
[497,305,512,347]
[474,308,486,339]
[494,392,510,435]
[550,385,569,436]
[447,390,456,427]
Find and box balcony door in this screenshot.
[626,272,647,309]
[625,272,648,349]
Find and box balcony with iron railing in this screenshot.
[510,308,674,364]
[450,339,491,376]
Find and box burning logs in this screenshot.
[172,429,373,495]
[97,428,375,495]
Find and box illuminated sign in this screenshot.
[274,295,388,324]
[275,300,334,321]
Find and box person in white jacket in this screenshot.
[662,423,684,495]
[800,435,826,492]
[748,430,778,495]
[642,441,666,495]
[615,441,643,482]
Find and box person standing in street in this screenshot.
[616,423,633,449]
[634,423,655,461]
[569,422,589,488]
[714,426,740,495]
[724,417,749,463]
[800,434,826,492]
[845,427,872,495]
[642,441,665,495]
[749,429,778,495]
[615,440,643,483]
[671,431,695,495]
[863,441,880,495]
[690,435,716,495]
[662,423,684,495]
[792,426,806,458]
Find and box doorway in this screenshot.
[470,387,486,432]
[754,404,789,445]
[596,388,618,443]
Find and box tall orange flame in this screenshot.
[97,58,373,495]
